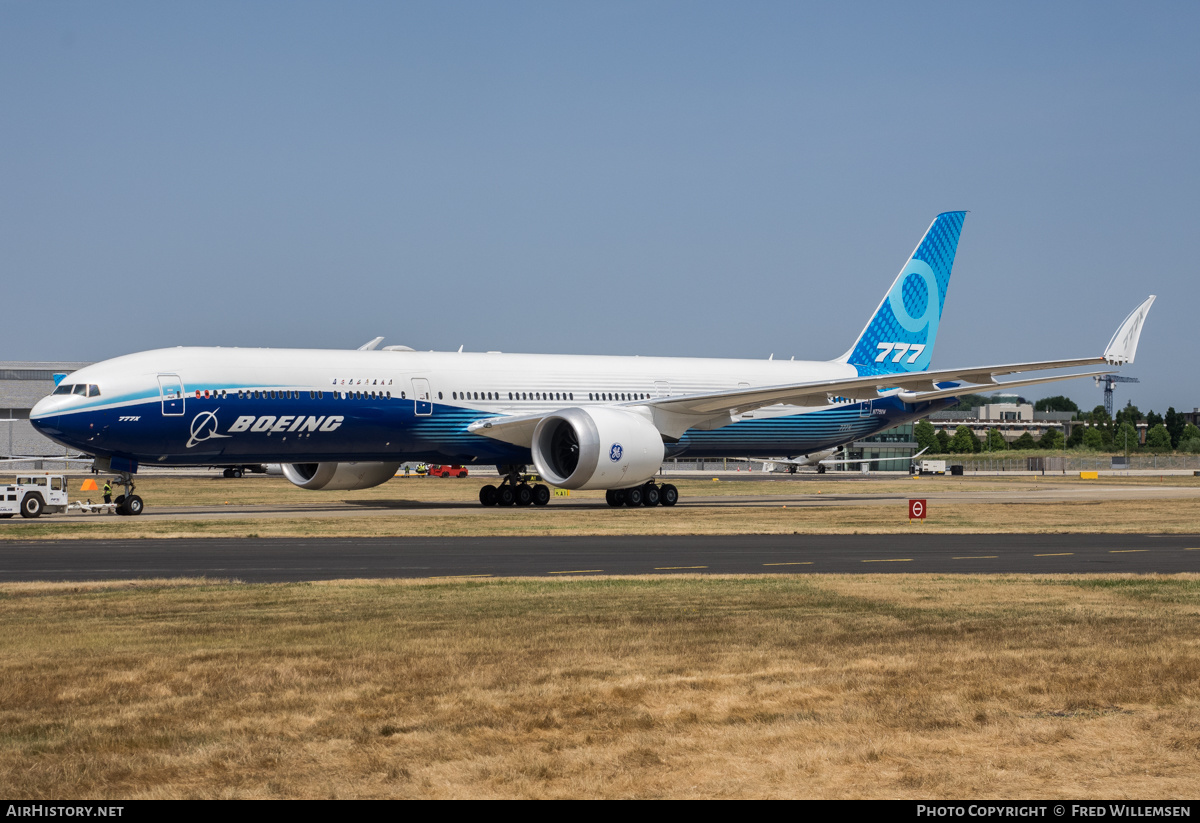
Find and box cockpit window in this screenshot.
[49,383,100,398]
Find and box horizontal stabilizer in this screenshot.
[895,371,1112,403]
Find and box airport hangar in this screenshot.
[0,362,92,460]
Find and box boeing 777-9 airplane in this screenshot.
[29,213,1155,515]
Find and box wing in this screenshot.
[469,295,1155,447]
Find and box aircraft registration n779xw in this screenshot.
[30,212,1155,515]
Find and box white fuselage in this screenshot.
[30,346,925,470]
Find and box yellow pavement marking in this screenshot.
[953,556,998,559]
[429,574,493,579]
[654,566,708,570]
[862,558,912,563]
[1187,548,1200,551]
[1035,553,1073,557]
[1110,550,1148,553]
[762,562,814,566]
[547,569,603,574]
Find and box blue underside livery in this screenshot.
[34,394,952,467]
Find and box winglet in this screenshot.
[1103,296,1155,365]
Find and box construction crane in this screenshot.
[1094,374,1139,418]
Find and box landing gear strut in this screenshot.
[479,465,552,508]
[109,471,144,516]
[605,481,678,508]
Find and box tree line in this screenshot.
[913,395,1200,455]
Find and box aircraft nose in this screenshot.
[30,394,72,437]
[30,395,57,424]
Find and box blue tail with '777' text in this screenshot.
[838,211,966,375]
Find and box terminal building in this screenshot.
[840,422,917,470]
[927,402,1078,444]
[1,361,92,458]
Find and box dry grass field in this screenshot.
[2,574,1199,799]
[2,473,1199,540]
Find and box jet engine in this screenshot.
[281,461,402,491]
[532,407,664,490]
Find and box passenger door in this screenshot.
[158,375,184,416]
[412,378,433,416]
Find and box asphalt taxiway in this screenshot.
[1,533,1197,582]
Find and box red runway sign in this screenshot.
[909,499,926,520]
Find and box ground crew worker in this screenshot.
[103,480,112,504]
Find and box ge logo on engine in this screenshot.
[609,443,623,462]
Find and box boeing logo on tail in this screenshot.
[28,212,1156,516]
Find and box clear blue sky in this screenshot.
[3,1,1195,415]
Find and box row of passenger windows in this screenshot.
[51,383,101,397]
[193,389,409,401]
[453,391,581,402]
[450,391,651,402]
[188,387,652,404]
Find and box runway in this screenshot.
[1,533,1197,582]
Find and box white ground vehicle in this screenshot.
[919,460,947,475]
[0,474,70,519]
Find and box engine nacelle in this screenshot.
[532,407,665,490]
[281,461,402,491]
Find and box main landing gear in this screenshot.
[479,465,551,507]
[605,481,678,508]
[109,471,144,516]
[477,468,680,509]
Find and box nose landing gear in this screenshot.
[108,471,144,516]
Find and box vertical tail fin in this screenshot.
[838,211,966,374]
